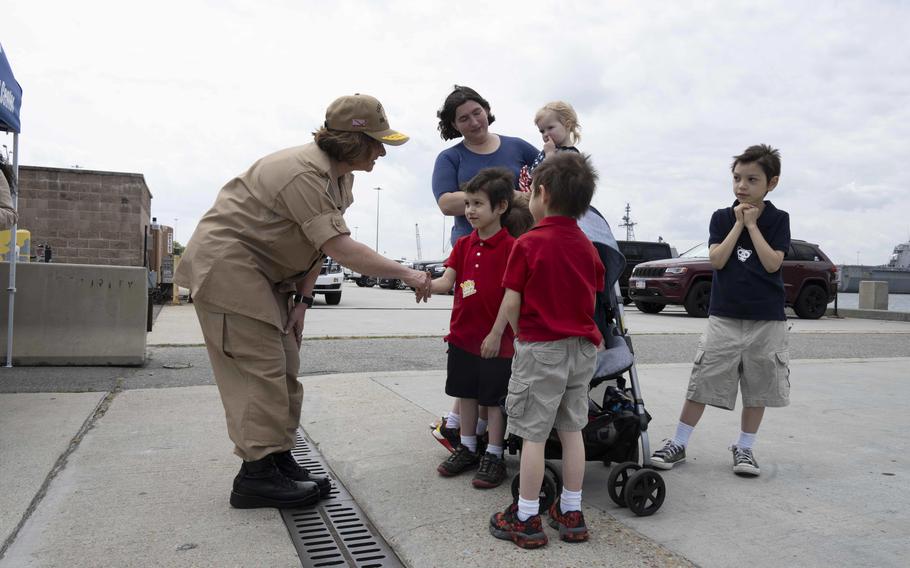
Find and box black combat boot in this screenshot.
[229,455,320,509]
[273,450,333,498]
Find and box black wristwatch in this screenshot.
[292,293,314,307]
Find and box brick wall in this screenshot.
[16,166,152,266]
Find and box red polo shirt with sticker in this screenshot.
[444,227,516,358]
[503,216,604,346]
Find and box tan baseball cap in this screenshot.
[324,94,409,146]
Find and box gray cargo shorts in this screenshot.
[505,337,597,443]
[686,316,790,410]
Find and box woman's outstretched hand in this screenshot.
[405,270,433,303]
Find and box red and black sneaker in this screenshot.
[489,503,548,549]
[547,498,589,542]
[437,444,480,476]
[431,419,460,454]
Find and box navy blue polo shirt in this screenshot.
[708,201,791,321]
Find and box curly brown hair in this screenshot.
[313,128,379,164]
[436,85,496,141]
[531,152,597,219]
[502,192,534,237]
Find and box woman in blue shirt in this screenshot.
[432,86,538,245]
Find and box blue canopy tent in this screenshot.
[1,42,23,367]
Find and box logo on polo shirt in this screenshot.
[736,246,752,262]
[460,280,476,298]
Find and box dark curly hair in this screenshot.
[436,85,496,141]
[531,152,598,219]
[502,192,534,237]
[462,167,513,212]
[313,128,379,164]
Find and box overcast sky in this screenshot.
[3,1,909,265]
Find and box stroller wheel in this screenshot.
[623,469,666,517]
[607,461,641,507]
[510,467,561,514]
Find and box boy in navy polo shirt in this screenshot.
[651,144,791,478]
[485,152,604,549]
[429,168,522,489]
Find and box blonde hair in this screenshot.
[534,101,581,145]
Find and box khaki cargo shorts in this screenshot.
[505,337,597,443]
[687,316,790,410]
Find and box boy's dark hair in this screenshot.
[436,85,496,141]
[313,127,378,164]
[462,167,513,213]
[731,144,781,183]
[531,152,598,219]
[502,192,534,238]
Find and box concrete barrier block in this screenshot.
[1,262,147,365]
[858,280,889,310]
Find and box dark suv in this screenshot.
[616,241,675,303]
[628,239,838,319]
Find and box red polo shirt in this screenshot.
[502,216,604,346]
[444,227,516,358]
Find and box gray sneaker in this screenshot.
[651,439,686,470]
[731,445,760,476]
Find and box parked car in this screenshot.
[314,257,344,305]
[409,258,452,293]
[411,259,447,279]
[616,240,675,304]
[628,239,838,319]
[353,273,377,287]
[378,260,414,290]
[352,273,377,287]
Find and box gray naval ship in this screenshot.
[839,241,910,293]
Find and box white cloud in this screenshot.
[3,0,909,268]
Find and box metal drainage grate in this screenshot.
[281,429,403,568]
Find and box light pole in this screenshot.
[373,187,382,252]
[353,225,359,240]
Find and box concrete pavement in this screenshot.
[302,359,909,567]
[148,283,910,346]
[3,283,910,567]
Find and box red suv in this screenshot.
[628,239,838,319]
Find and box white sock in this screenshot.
[475,417,488,436]
[517,496,539,521]
[445,412,461,429]
[460,435,477,452]
[737,431,757,450]
[673,421,695,447]
[560,488,582,513]
[486,444,503,458]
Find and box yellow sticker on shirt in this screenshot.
[460,280,476,298]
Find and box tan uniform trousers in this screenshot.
[194,301,301,461]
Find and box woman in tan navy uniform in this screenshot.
[176,94,431,509]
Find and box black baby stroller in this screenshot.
[505,207,666,517]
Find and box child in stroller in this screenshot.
[504,206,667,518]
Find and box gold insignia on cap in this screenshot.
[380,133,408,142]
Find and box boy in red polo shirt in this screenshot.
[484,152,604,549]
[429,168,522,489]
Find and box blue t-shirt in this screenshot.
[432,135,538,245]
[708,201,791,321]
